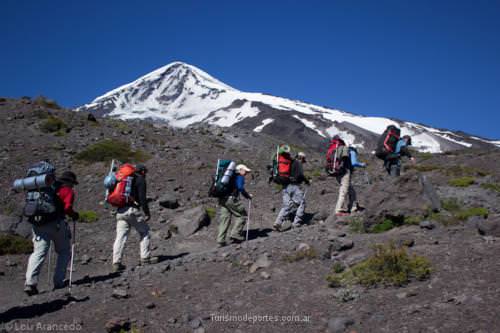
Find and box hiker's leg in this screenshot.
[390,161,400,176]
[227,199,247,240]
[335,171,351,213]
[349,182,358,211]
[217,199,231,244]
[129,208,151,261]
[275,187,292,225]
[52,221,71,287]
[292,186,306,224]
[113,210,131,264]
[25,225,51,286]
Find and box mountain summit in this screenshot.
[77,62,499,152]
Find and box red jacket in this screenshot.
[57,185,76,217]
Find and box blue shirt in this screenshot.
[395,139,407,154]
[235,175,245,192]
[231,174,251,199]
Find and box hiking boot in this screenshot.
[53,280,68,291]
[291,222,302,228]
[335,211,350,217]
[112,263,126,273]
[351,205,364,213]
[229,236,244,244]
[140,257,159,265]
[217,242,227,248]
[24,285,39,296]
[272,223,282,232]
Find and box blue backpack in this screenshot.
[349,148,366,168]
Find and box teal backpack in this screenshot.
[208,159,236,198]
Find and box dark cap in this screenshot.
[59,171,78,185]
[135,164,148,173]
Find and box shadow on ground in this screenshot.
[0,296,89,323]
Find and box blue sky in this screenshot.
[1,0,499,139]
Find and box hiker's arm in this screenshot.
[298,163,310,184]
[136,177,151,217]
[400,146,413,159]
[59,187,78,220]
[236,176,251,200]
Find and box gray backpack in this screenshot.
[22,161,59,225]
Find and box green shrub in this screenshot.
[206,207,216,220]
[0,235,33,255]
[441,198,462,212]
[111,120,131,132]
[442,165,488,177]
[371,219,396,233]
[79,210,99,223]
[349,217,367,233]
[481,183,500,193]
[75,139,151,163]
[34,96,61,109]
[435,198,488,224]
[283,247,318,262]
[354,215,422,234]
[40,116,67,133]
[455,207,488,221]
[448,176,475,187]
[326,242,431,288]
[416,152,433,161]
[332,262,345,274]
[404,215,423,225]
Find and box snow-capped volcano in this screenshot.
[77,62,499,152]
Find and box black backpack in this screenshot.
[376,125,401,160]
[22,161,61,225]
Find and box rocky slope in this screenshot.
[1,97,500,332]
[77,62,500,153]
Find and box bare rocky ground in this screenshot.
[1,97,500,333]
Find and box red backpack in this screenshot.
[107,164,136,208]
[278,154,292,178]
[376,125,401,159]
[271,151,292,185]
[325,137,346,176]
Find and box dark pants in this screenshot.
[384,154,401,176]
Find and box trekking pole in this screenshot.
[47,242,52,285]
[364,169,371,185]
[68,219,76,294]
[246,200,252,248]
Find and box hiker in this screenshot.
[216,164,252,247]
[325,136,365,216]
[383,135,415,176]
[273,151,310,231]
[111,164,156,272]
[24,170,80,296]
[375,125,415,176]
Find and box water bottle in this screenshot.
[12,174,55,192]
[221,161,236,185]
[124,176,134,201]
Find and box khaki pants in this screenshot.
[25,219,71,287]
[217,196,247,244]
[112,206,151,264]
[335,169,358,213]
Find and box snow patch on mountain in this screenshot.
[292,115,325,137]
[326,124,361,148]
[254,118,275,132]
